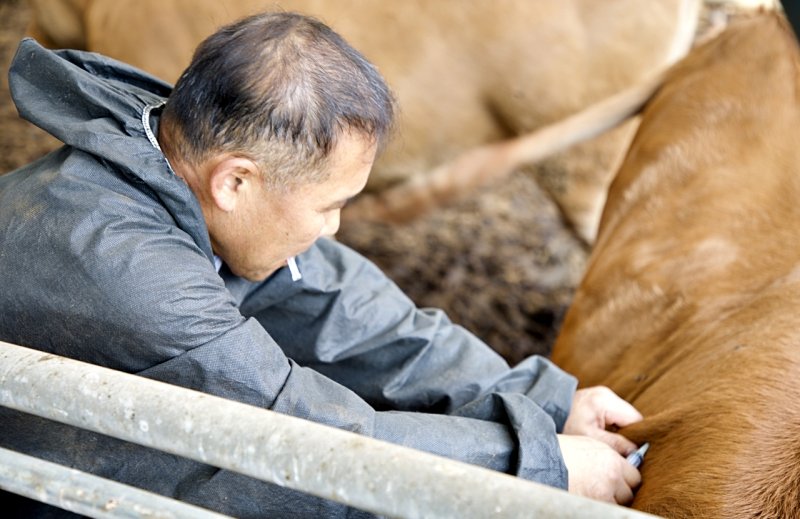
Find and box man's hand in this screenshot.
[558,386,644,504]
[557,434,642,504]
[563,386,643,455]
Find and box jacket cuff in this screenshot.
[515,356,577,432]
[372,405,569,488]
[498,393,569,488]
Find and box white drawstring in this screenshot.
[287,257,302,281]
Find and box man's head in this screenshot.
[158,11,395,281]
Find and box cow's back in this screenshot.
[551,13,800,518]
[29,0,698,241]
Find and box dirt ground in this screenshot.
[0,0,587,364]
[0,0,60,175]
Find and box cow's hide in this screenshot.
[551,12,800,518]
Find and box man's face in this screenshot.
[214,133,377,281]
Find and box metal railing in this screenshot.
[0,446,229,518]
[0,340,659,518]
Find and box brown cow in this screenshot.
[26,0,701,243]
[550,12,800,518]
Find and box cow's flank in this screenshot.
[551,13,800,518]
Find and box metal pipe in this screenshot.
[0,446,231,519]
[0,341,660,518]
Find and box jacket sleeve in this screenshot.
[0,169,568,518]
[47,208,572,488]
[231,238,577,486]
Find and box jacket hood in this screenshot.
[9,38,172,169]
[8,38,214,261]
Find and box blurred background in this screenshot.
[0,0,777,364]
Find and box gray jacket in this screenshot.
[0,39,576,518]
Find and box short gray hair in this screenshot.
[161,11,395,189]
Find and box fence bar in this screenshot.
[0,341,659,518]
[0,446,231,519]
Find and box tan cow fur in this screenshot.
[25,0,89,50]
[550,13,800,518]
[26,0,700,243]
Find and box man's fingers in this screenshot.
[614,458,642,505]
[559,434,646,506]
[603,397,644,428]
[566,386,643,436]
[614,481,635,506]
[622,460,642,488]
[595,429,639,455]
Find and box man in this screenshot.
[0,12,642,517]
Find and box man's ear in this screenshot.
[207,156,261,212]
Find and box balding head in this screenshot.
[160,11,395,190]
